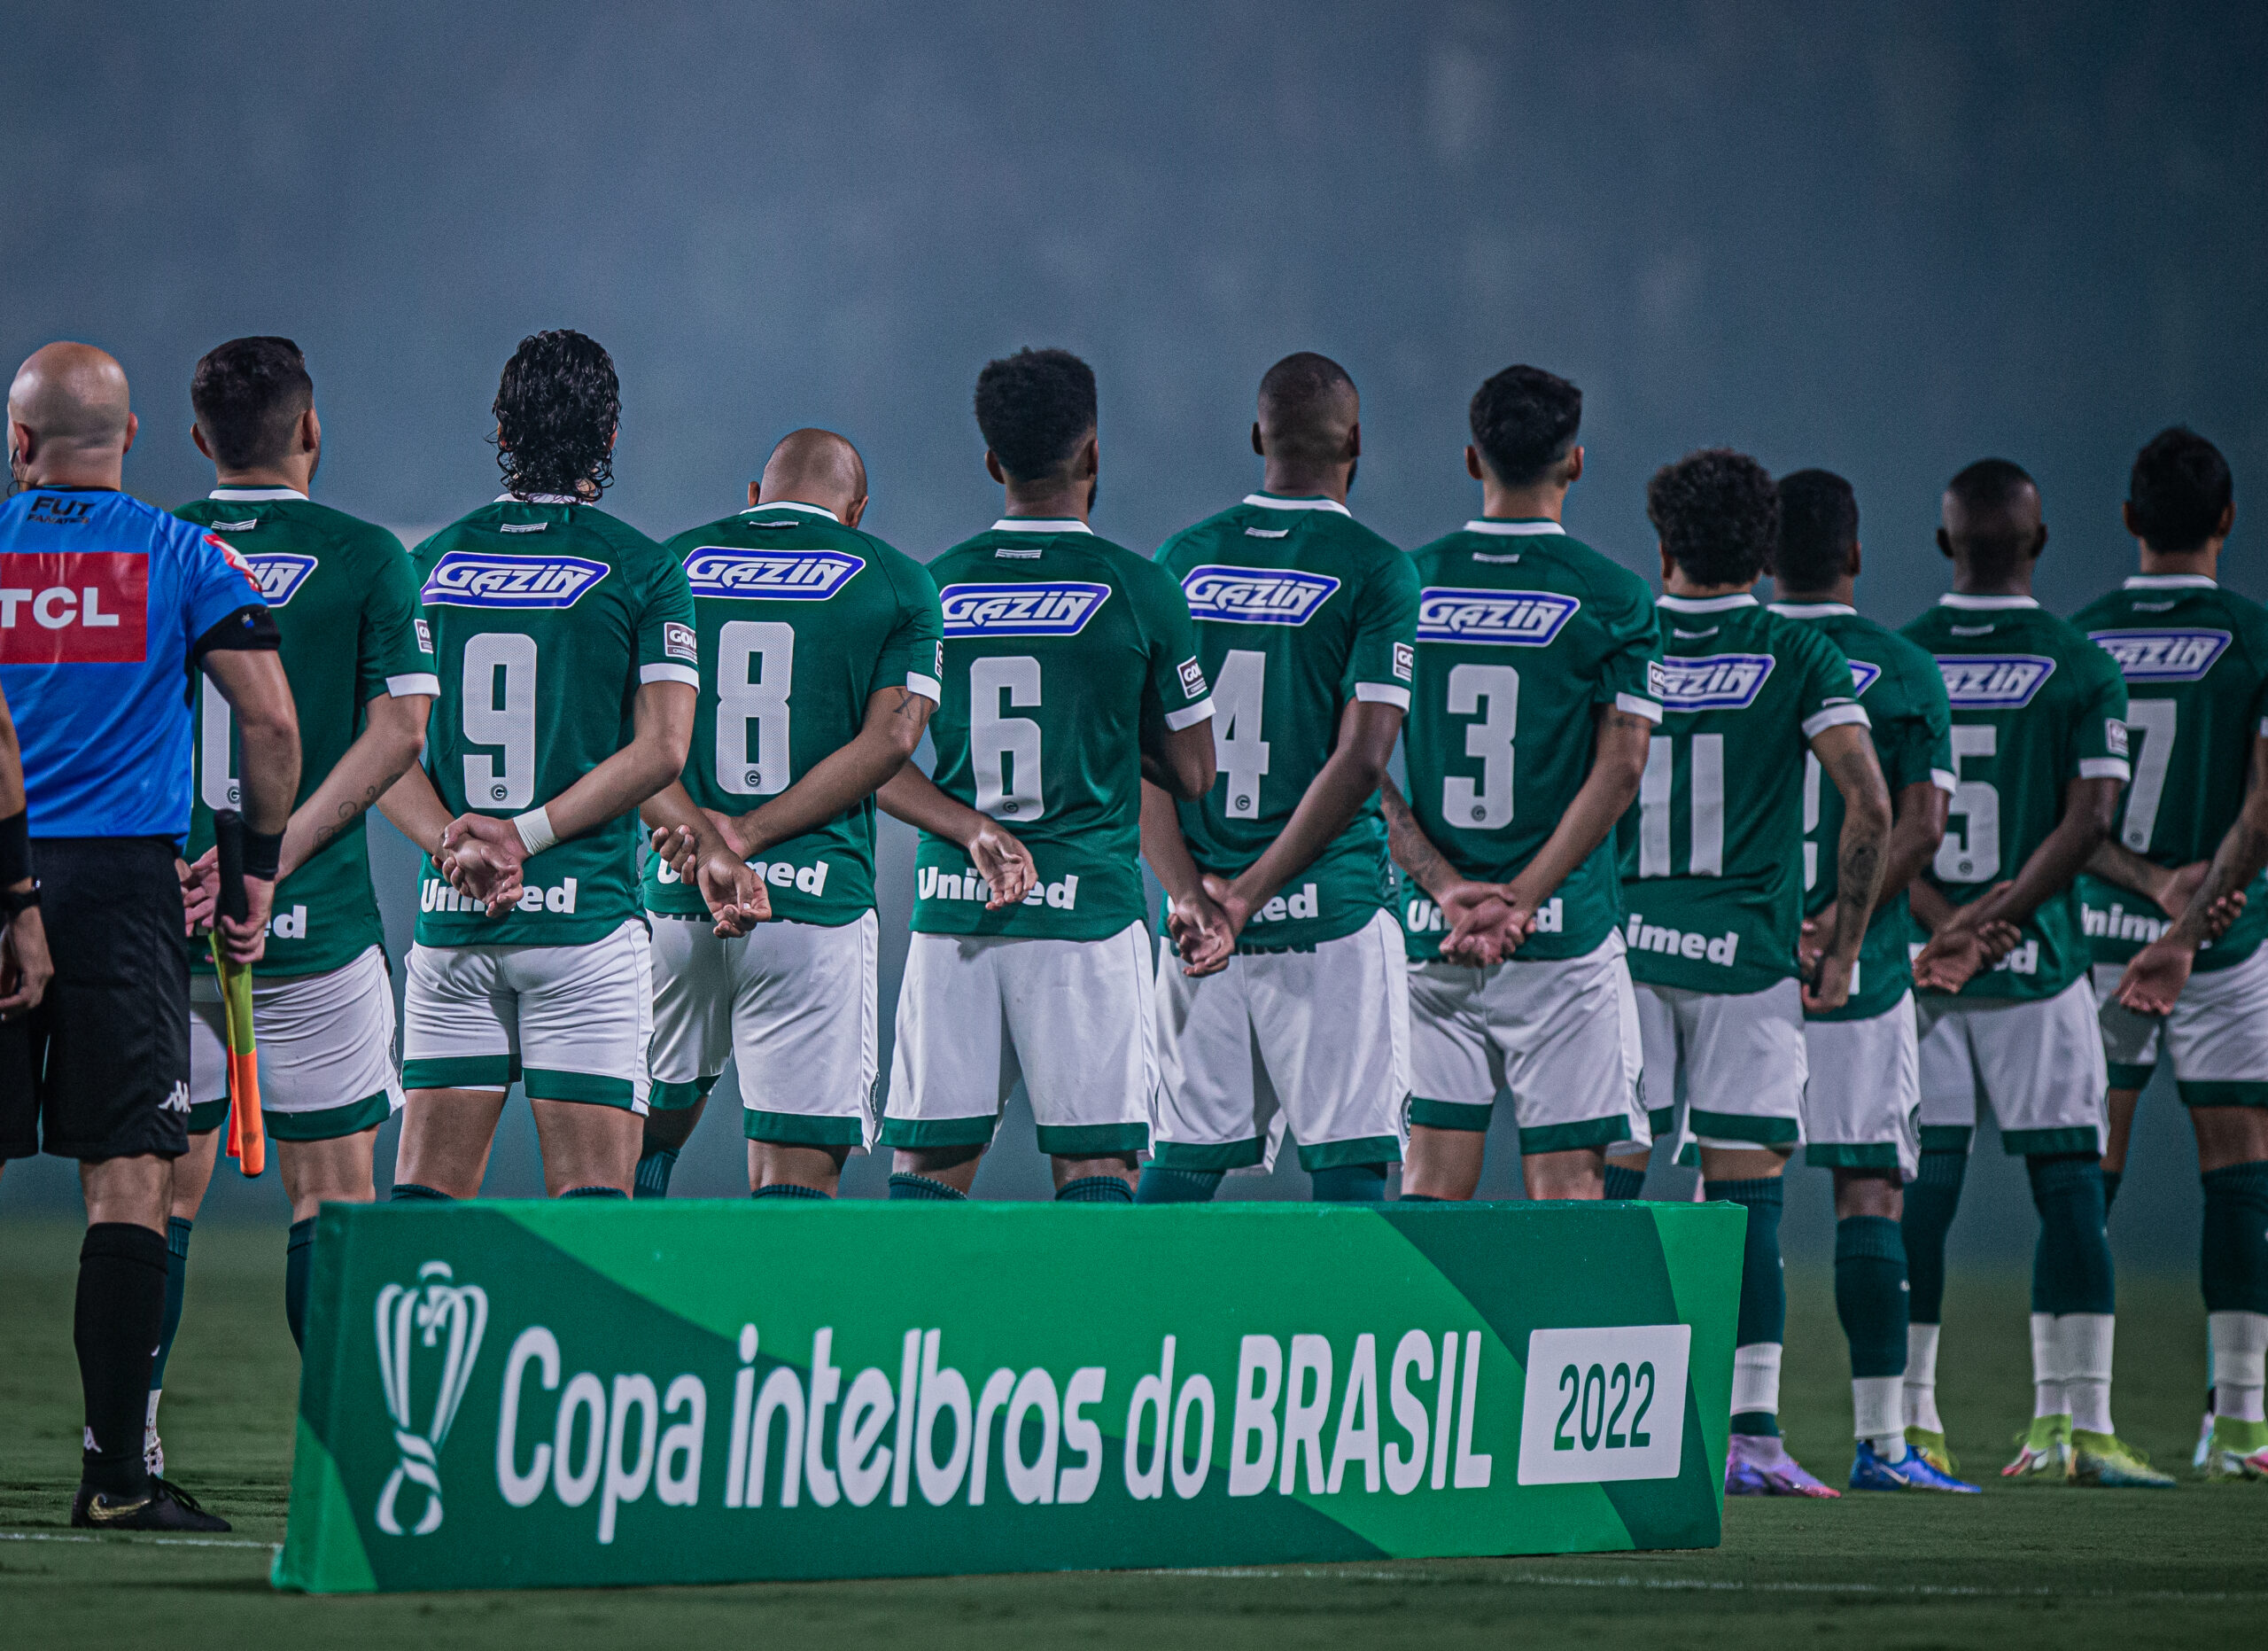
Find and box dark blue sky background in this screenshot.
[4,2,2262,1248]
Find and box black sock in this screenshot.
[633,1147,679,1200]
[889,1172,966,1201]
[1310,1163,1389,1203]
[285,1219,315,1351]
[1056,1175,1132,1203]
[1136,1165,1223,1203]
[752,1182,830,1200]
[149,1215,192,1396]
[1902,1148,1968,1324]
[1604,1163,1647,1201]
[2101,1167,2123,1214]
[560,1185,627,1199]
[389,1182,453,1202]
[77,1224,168,1495]
[1399,1192,1442,1202]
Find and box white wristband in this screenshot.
[512,806,559,858]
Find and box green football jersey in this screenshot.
[640,501,944,927]
[176,488,436,977]
[1902,595,2131,1001]
[1401,518,1663,961]
[1614,594,1866,994]
[413,495,697,947]
[1771,603,1953,1022]
[914,518,1211,941]
[1155,493,1418,949]
[2071,575,2268,972]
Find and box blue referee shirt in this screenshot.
[0,486,267,840]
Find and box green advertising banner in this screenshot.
[273,1201,1742,1593]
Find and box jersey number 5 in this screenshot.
[1935,723,2000,883]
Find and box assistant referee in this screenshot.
[0,342,299,1531]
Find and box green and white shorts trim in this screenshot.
[1150,907,1409,1173]
[648,909,879,1149]
[1405,932,1640,1156]
[188,944,403,1141]
[1916,973,2106,1156]
[1800,989,1920,1179]
[882,922,1153,1156]
[402,919,653,1114]
[2091,947,2268,1106]
[1635,977,1806,1157]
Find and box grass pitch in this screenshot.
[4,1216,2263,1648]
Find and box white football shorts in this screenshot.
[2091,946,2268,1107]
[1634,977,1808,1156]
[1405,932,1641,1156]
[402,918,654,1113]
[648,909,880,1148]
[1150,907,1410,1173]
[1800,991,1921,1180]
[882,923,1154,1157]
[188,944,403,1141]
[1915,973,2106,1156]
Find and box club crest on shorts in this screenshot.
[939,581,1111,636]
[1657,653,1775,711]
[374,1260,489,1536]
[1416,588,1581,645]
[241,551,319,607]
[422,550,609,609]
[1936,654,2056,709]
[2086,628,2231,683]
[684,547,866,600]
[1180,566,1341,626]
[1846,658,1882,696]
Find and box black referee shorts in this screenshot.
[0,837,191,1163]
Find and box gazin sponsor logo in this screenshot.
[1181,565,1341,626]
[939,582,1111,637]
[684,547,866,600]
[1415,588,1580,646]
[2087,628,2232,683]
[375,1261,489,1536]
[422,550,610,609]
[1937,654,2055,709]
[1656,653,1775,712]
[244,551,319,606]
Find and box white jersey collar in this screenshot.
[990,518,1092,534]
[1938,592,2038,610]
[743,500,841,524]
[208,487,307,502]
[1657,592,1759,613]
[2124,573,2217,589]
[1768,601,1856,617]
[1464,518,1565,536]
[1244,493,1351,516]
[496,492,583,506]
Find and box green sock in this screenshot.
[148,1216,192,1396]
[2201,1160,2268,1312]
[888,1172,966,1201]
[1902,1148,1967,1323]
[1399,1193,1443,1203]
[1310,1163,1389,1202]
[560,1186,627,1199]
[1604,1163,1646,1201]
[752,1182,830,1200]
[1136,1165,1223,1203]
[2100,1167,2123,1214]
[1834,1215,1908,1378]
[1705,1177,1787,1347]
[284,1218,315,1351]
[2027,1153,2114,1314]
[1056,1175,1132,1203]
[389,1182,454,1202]
[633,1147,679,1200]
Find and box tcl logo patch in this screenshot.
[0,553,148,664]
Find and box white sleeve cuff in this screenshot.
[1163,697,1216,731]
[1930,767,1958,796]
[2078,757,2132,781]
[1615,692,1664,723]
[1801,703,1872,738]
[385,672,441,698]
[905,672,942,704]
[1353,682,1411,711]
[640,662,702,689]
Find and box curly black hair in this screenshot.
[2129,426,2231,555]
[493,330,618,498]
[1770,468,1859,594]
[1469,364,1581,487]
[974,347,1096,483]
[190,336,313,471]
[1646,448,1778,588]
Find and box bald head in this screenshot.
[1938,457,2046,583]
[755,428,867,523]
[9,343,133,461]
[1255,352,1358,469]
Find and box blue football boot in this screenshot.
[1849,1438,1981,1492]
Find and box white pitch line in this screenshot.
[1132,1567,2263,1603]
[0,1530,278,1552]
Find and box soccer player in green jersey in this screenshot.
[633,427,955,1200]
[2072,428,2268,1480]
[1370,365,1658,1202]
[878,348,1216,1202]
[1607,450,1893,1498]
[1138,353,1419,1202]
[149,339,435,1473]
[380,331,757,1202]
[1899,458,2173,1487]
[1769,470,1985,1493]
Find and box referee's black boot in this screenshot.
[70,1476,230,1532]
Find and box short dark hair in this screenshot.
[190,337,313,471]
[1469,365,1581,487]
[493,330,619,498]
[2129,426,2231,555]
[974,347,1096,483]
[1647,448,1779,587]
[1946,456,2035,518]
[1771,469,1860,593]
[1256,352,1357,465]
